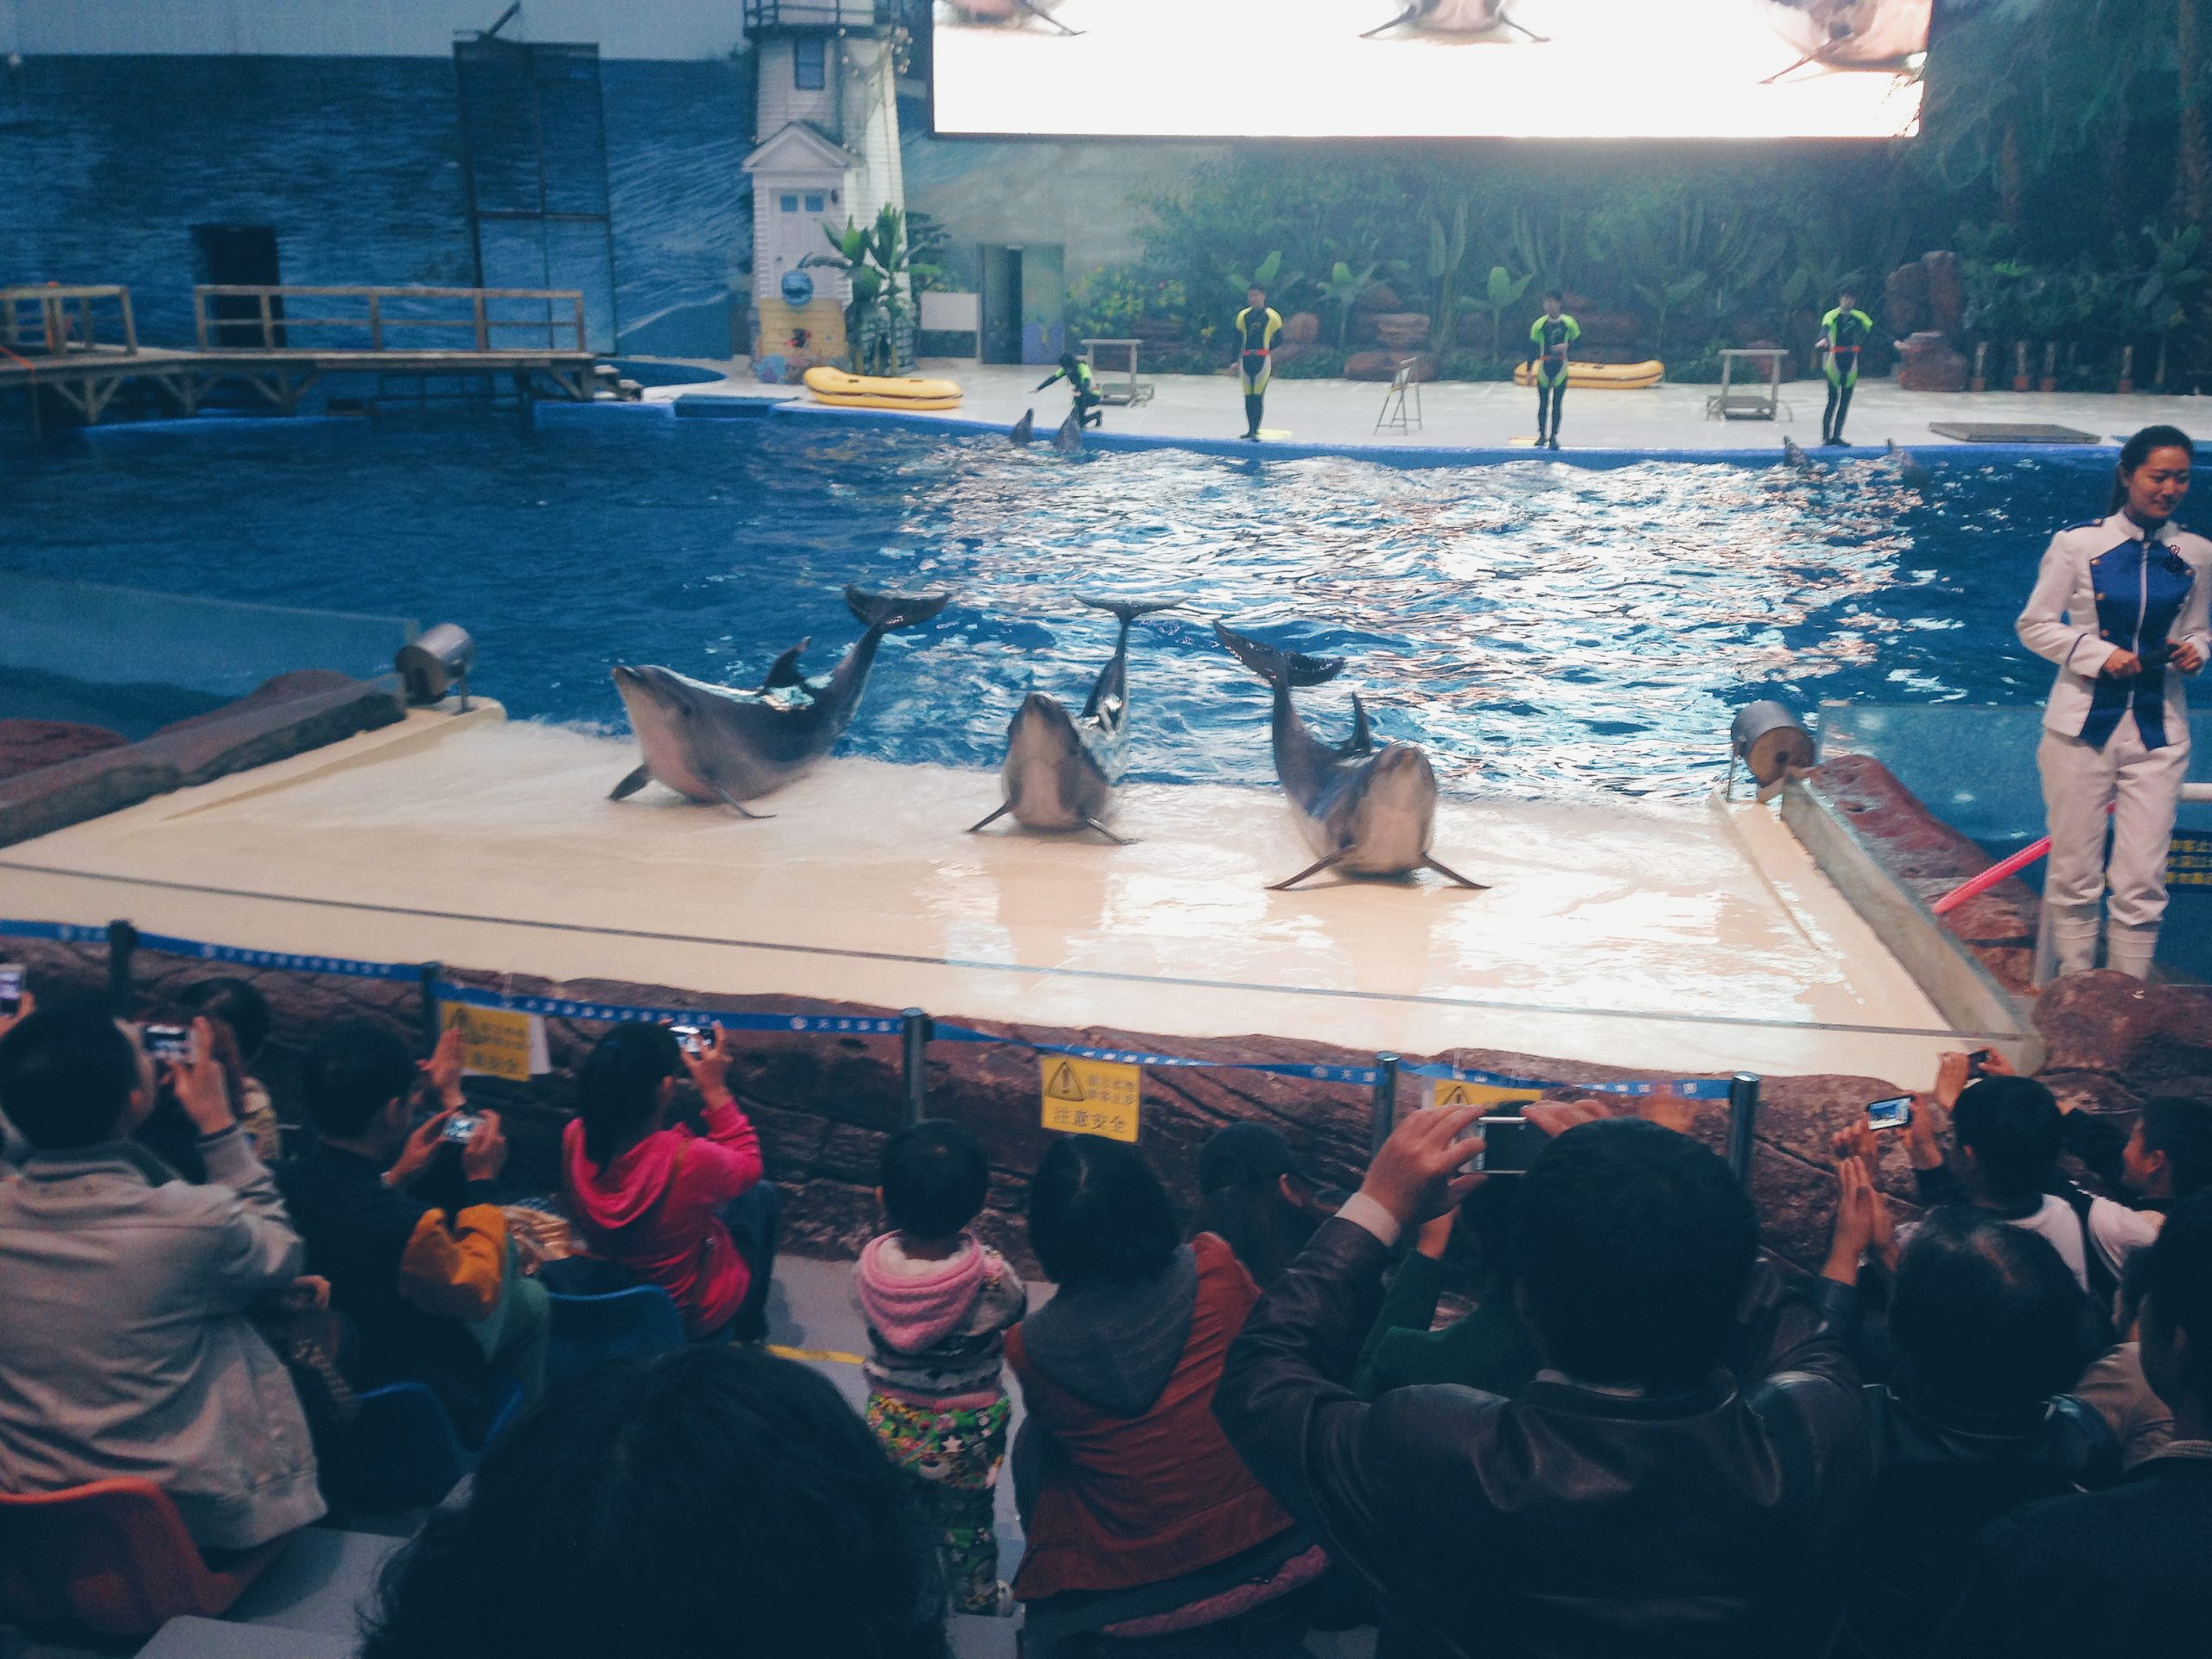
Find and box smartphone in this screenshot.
[1866,1094,1915,1131]
[1466,1115,1537,1175]
[671,1024,705,1057]
[0,963,21,1016]
[1966,1049,1994,1079]
[441,1113,481,1145]
[141,1023,192,1061]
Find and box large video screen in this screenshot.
[931,0,1930,140]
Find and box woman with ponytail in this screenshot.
[560,1022,779,1339]
[2017,426,2211,977]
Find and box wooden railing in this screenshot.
[1,284,138,358]
[191,285,588,354]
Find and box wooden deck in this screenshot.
[0,284,599,434]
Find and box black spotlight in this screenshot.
[396,624,476,710]
[1727,701,1815,802]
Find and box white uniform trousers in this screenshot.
[2037,720,2191,976]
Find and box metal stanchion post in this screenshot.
[1727,1072,1762,1187]
[105,918,138,1017]
[901,1008,933,1127]
[417,963,443,1056]
[1370,1053,1401,1159]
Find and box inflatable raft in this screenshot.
[803,367,963,410]
[1512,359,1665,390]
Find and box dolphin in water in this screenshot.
[1783,435,1812,468]
[966,597,1181,842]
[609,586,950,812]
[1886,437,1931,489]
[1215,623,1484,892]
[1011,408,1034,445]
[1052,409,1084,453]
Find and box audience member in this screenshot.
[0,985,30,1165]
[362,1344,950,1659]
[1217,1106,1871,1657]
[280,1020,547,1442]
[1934,1189,2212,1656]
[2073,1254,2176,1470]
[1352,1174,1540,1399]
[0,1005,324,1548]
[1192,1122,1337,1291]
[2055,1089,2212,1261]
[179,976,283,1159]
[1008,1135,1321,1651]
[561,1023,779,1340]
[855,1121,1026,1618]
[1827,1196,2116,1658]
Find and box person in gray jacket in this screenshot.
[0,1001,325,1550]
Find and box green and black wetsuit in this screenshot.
[1035,357,1103,428]
[1235,305,1282,438]
[1528,310,1580,446]
[1821,305,1873,445]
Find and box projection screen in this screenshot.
[930,0,1930,140]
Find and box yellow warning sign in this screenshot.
[439,1002,548,1084]
[1040,1055,1141,1142]
[2171,833,2212,887]
[1427,1078,1543,1112]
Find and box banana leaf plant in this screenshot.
[803,204,914,376]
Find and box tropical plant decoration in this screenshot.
[803,204,914,377]
[1314,260,1382,349]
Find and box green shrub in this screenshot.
[1274,348,1347,378]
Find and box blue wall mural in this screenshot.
[0,54,753,359]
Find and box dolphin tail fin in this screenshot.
[1214,621,1344,689]
[1339,693,1376,756]
[845,587,952,632]
[1011,410,1034,444]
[1078,596,1183,626]
[610,764,652,801]
[759,638,811,691]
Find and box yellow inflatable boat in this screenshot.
[1512,359,1665,390]
[803,366,963,410]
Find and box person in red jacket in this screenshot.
[560,1024,779,1341]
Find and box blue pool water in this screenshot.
[0,414,2122,802]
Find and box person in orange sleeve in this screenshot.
[278,1021,548,1444]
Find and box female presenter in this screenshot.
[2017,426,2211,977]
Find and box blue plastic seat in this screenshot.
[323,1376,524,1512]
[545,1285,686,1383]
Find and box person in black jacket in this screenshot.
[1933,1189,2212,1656]
[1215,1104,1872,1659]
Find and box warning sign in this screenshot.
[2171,832,2212,888]
[1040,1055,1141,1142]
[1427,1078,1543,1113]
[440,1002,549,1084]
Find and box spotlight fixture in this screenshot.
[1726,701,1815,802]
[396,624,476,711]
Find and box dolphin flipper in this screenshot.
[844,587,952,632]
[966,802,1014,834]
[712,787,776,822]
[1422,854,1489,890]
[759,639,811,692]
[1083,817,1133,845]
[1011,409,1034,444]
[1215,622,1345,689]
[1360,5,1417,37]
[1268,849,1351,891]
[609,764,653,801]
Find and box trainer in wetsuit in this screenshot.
[1036,351,1103,429]
[1526,289,1579,450]
[1819,289,1874,448]
[1234,285,1282,442]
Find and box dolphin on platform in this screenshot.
[609,586,950,812]
[1215,622,1484,892]
[967,597,1182,842]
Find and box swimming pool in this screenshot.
[0,413,2119,802]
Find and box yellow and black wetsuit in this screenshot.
[1528,311,1580,448]
[1234,304,1282,439]
[1821,305,1873,446]
[1035,356,1103,428]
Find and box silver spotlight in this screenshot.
[396,624,476,711]
[1726,701,1815,802]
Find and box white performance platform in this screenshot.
[0,709,1972,1085]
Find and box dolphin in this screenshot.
[1783,435,1812,468]
[609,586,950,811]
[1362,0,1547,41]
[1886,437,1931,490]
[1052,409,1084,453]
[966,597,1181,842]
[1011,409,1034,445]
[1215,622,1484,892]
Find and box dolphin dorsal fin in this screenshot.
[1342,693,1376,756]
[760,639,811,691]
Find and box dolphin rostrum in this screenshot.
[1215,622,1484,892]
[1011,408,1034,445]
[1052,408,1084,453]
[609,586,950,812]
[966,597,1181,842]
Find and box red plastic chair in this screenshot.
[0,1477,285,1637]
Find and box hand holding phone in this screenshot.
[441,1113,481,1145]
[1866,1094,1914,1131]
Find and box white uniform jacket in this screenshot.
[2016,514,2211,742]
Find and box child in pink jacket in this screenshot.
[562,1024,773,1339]
[856,1121,1027,1616]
